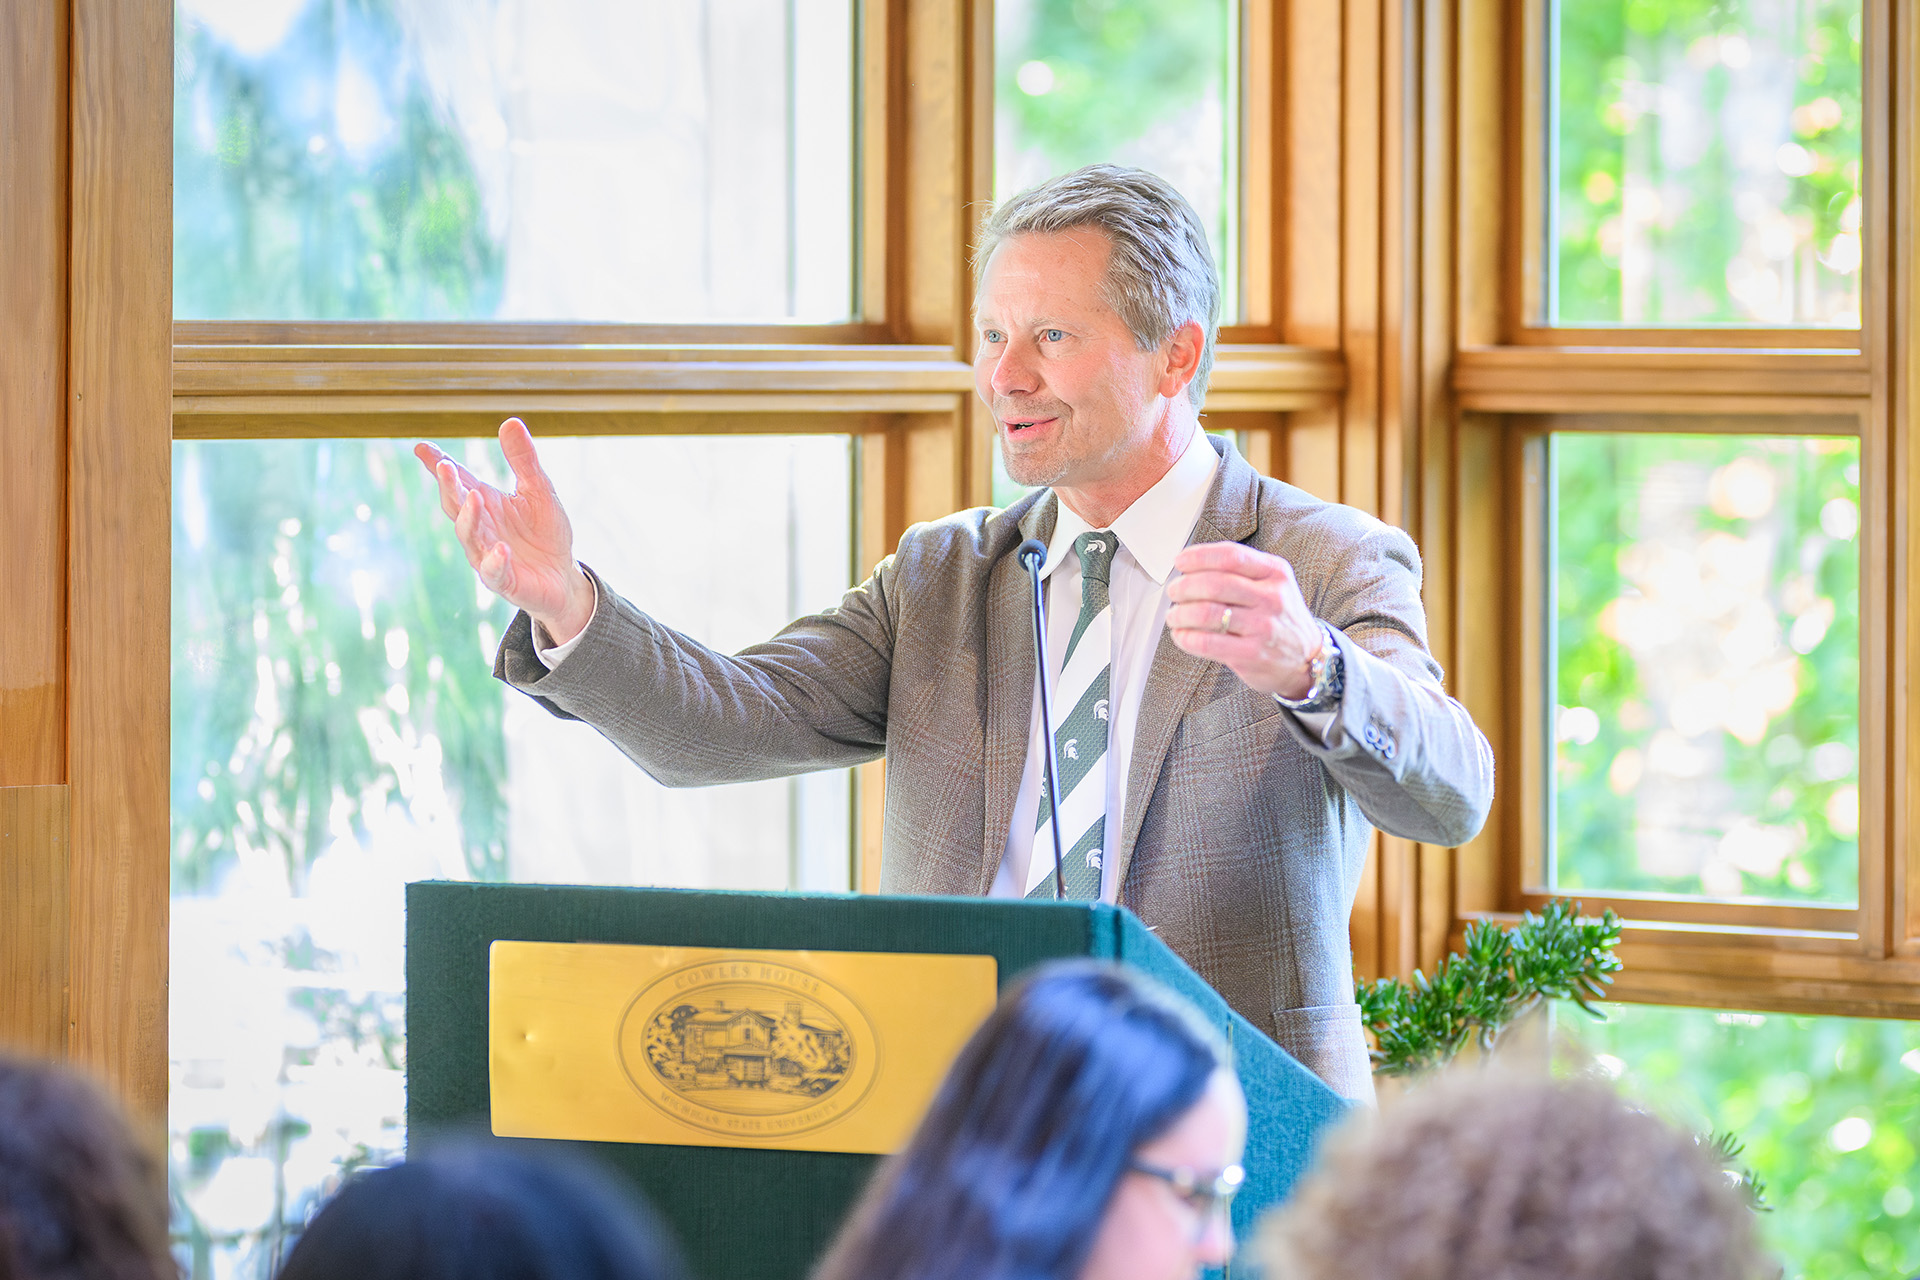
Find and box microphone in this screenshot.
[1017,538,1066,900]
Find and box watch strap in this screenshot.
[1275,622,1345,713]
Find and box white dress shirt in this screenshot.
[988,427,1219,903]
[536,588,596,666]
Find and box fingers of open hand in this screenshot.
[453,489,503,568]
[498,417,555,497]
[478,540,514,595]
[433,453,503,523]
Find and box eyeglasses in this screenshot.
[1127,1160,1246,1220]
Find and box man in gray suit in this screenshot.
[417,165,1493,1100]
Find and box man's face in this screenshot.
[973,229,1170,491]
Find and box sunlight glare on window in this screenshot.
[1550,433,1859,904]
[1549,0,1863,326]
[169,435,855,1278]
[174,0,856,322]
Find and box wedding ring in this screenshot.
[1217,607,1234,635]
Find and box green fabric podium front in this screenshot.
[407,881,1349,1280]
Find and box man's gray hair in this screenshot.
[974,163,1221,408]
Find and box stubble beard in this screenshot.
[1001,437,1070,489]
[997,405,1074,489]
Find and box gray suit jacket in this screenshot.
[496,437,1494,1099]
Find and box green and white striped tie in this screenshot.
[1027,531,1115,900]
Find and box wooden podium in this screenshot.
[407,882,1348,1280]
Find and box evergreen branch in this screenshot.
[1356,900,1624,1077]
[1699,1130,1771,1213]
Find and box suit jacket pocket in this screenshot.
[1269,1001,1372,1102]
[1177,691,1284,749]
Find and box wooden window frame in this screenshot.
[4,0,1383,1117]
[1444,0,1920,1021]
[1506,0,1877,351]
[164,0,1344,894]
[38,0,1916,1122]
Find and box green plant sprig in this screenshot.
[1355,899,1624,1077]
[1700,1130,1771,1213]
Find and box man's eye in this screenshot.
[1044,329,1065,342]
[983,330,1004,344]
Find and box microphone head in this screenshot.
[1017,538,1048,572]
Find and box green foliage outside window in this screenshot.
[1552,0,1862,325]
[1566,1004,1920,1278]
[1552,434,1860,903]
[996,0,1229,183]
[994,0,1236,309]
[175,0,502,319]
[173,440,513,896]
[171,439,512,1274]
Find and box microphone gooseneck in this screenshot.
[1017,538,1067,900]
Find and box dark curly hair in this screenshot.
[1257,1069,1769,1280]
[0,1056,176,1280]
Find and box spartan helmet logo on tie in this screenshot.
[1064,738,1079,760]
[1087,848,1103,870]
[1094,699,1109,721]
[1086,539,1104,555]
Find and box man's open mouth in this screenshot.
[1004,417,1056,433]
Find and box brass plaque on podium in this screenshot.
[489,941,998,1154]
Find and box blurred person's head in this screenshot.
[1258,1069,1768,1280]
[0,1055,175,1280]
[972,165,1219,523]
[275,1142,685,1280]
[813,961,1246,1280]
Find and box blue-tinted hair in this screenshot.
[275,1143,685,1280]
[814,961,1229,1280]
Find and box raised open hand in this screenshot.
[415,418,596,644]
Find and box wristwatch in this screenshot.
[1275,622,1345,713]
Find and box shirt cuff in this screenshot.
[532,570,598,670]
[1284,703,1338,744]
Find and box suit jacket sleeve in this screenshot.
[492,562,893,785]
[1277,522,1495,846]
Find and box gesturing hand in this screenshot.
[1166,542,1327,700]
[414,418,596,645]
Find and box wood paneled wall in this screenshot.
[0,3,68,795]
[1,0,76,1062]
[1273,0,1458,982]
[0,0,172,1120]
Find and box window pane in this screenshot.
[1560,1003,1920,1275]
[174,0,855,322]
[170,435,854,1277]
[994,0,1240,318]
[1549,0,1863,326]
[1550,434,1859,904]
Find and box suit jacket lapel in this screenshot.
[1113,436,1262,890]
[980,491,1057,892]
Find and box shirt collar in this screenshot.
[1041,428,1220,584]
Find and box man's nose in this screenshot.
[990,336,1040,399]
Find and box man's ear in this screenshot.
[1157,320,1206,400]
